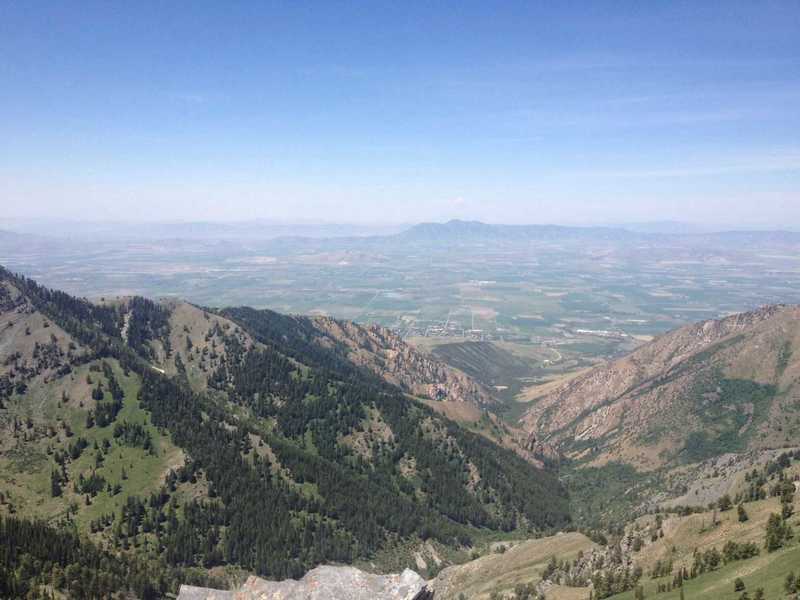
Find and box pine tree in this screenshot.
[737,504,748,522]
[50,470,62,497]
[786,572,797,594]
[765,512,791,552]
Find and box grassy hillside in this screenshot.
[604,455,800,600]
[610,546,800,600]
[0,357,185,522]
[0,275,182,529]
[424,453,800,600]
[432,532,595,599]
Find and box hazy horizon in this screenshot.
[2,2,799,227]
[2,215,800,234]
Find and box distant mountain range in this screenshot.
[395,220,638,243]
[396,219,800,244]
[613,220,721,234]
[0,219,407,241]
[4,219,800,246]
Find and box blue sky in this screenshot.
[1,1,799,226]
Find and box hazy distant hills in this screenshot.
[0,229,33,245]
[0,219,407,241]
[396,219,639,243]
[3,218,800,248]
[396,219,800,245]
[613,220,717,234]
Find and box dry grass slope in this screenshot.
[431,532,595,599]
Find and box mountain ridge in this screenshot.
[397,220,639,243]
[520,303,800,471]
[397,219,800,245]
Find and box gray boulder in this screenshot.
[177,565,429,600]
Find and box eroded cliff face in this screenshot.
[310,317,497,407]
[520,305,800,470]
[177,566,428,600]
[306,317,566,462]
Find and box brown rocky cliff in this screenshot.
[310,316,497,407]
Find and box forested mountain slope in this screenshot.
[216,308,552,464]
[0,266,569,598]
[218,307,497,406]
[521,304,800,471]
[307,315,497,406]
[136,299,495,408]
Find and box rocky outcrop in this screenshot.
[524,433,561,466]
[537,541,636,594]
[310,317,496,407]
[177,566,428,600]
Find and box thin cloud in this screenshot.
[574,153,800,179]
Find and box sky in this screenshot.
[1,1,799,227]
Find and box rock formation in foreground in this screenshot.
[177,566,429,600]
